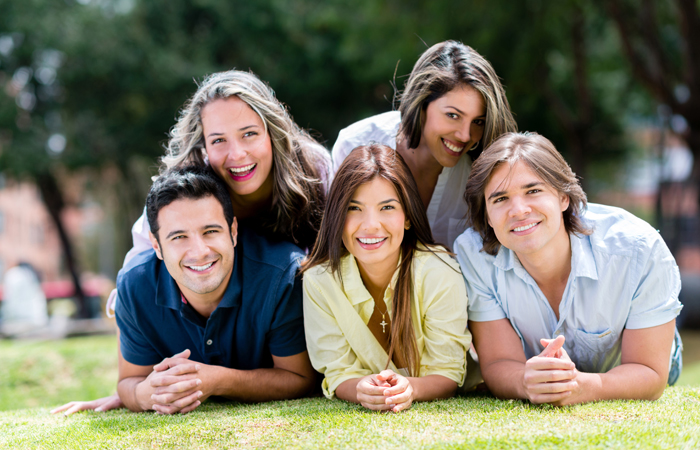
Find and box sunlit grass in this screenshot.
[1,335,699,449]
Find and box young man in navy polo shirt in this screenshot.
[115,166,315,414]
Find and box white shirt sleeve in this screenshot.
[123,207,153,266]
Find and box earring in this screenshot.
[469,141,480,151]
[405,222,411,230]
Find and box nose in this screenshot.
[454,121,471,143]
[188,234,211,260]
[225,140,248,162]
[508,195,531,218]
[361,209,381,232]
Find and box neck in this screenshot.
[396,134,444,178]
[228,174,274,220]
[516,228,572,290]
[178,268,232,319]
[355,253,401,304]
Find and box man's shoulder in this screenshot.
[238,225,304,274]
[454,228,494,261]
[584,203,663,254]
[117,250,160,288]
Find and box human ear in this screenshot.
[149,232,163,260]
[560,192,570,212]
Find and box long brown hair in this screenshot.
[397,40,517,154]
[465,132,592,255]
[302,144,435,376]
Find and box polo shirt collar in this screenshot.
[154,250,241,311]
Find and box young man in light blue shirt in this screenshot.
[455,132,682,406]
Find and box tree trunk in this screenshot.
[35,171,89,319]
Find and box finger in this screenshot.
[375,370,397,382]
[526,357,575,371]
[151,387,201,406]
[153,378,202,396]
[538,335,565,357]
[529,390,573,404]
[149,366,200,386]
[50,402,76,414]
[153,358,198,373]
[524,369,576,385]
[357,380,391,396]
[356,391,390,406]
[360,400,394,411]
[154,390,203,411]
[527,381,578,395]
[391,399,413,412]
[382,377,409,396]
[153,404,181,415]
[95,396,123,412]
[178,400,201,415]
[153,349,192,371]
[385,389,412,405]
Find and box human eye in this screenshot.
[171,234,186,241]
[446,112,459,120]
[381,204,395,211]
[243,131,258,138]
[527,189,541,194]
[347,205,360,212]
[210,137,224,145]
[473,118,485,127]
[204,229,220,235]
[492,196,507,204]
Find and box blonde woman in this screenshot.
[303,144,471,412]
[332,41,517,250]
[52,69,330,415]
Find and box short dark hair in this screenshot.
[146,165,234,239]
[464,132,592,255]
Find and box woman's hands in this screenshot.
[356,369,414,412]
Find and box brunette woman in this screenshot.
[332,40,517,249]
[303,144,471,412]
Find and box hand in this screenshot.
[377,370,415,412]
[50,394,123,416]
[522,335,578,404]
[355,371,393,411]
[142,349,204,414]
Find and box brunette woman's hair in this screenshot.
[303,144,437,376]
[397,40,517,155]
[465,132,592,255]
[161,69,330,249]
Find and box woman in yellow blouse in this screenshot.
[302,143,471,412]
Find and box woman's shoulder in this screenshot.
[413,243,461,274]
[334,112,400,149]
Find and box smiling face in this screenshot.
[420,84,486,168]
[484,161,570,262]
[342,177,410,275]
[149,196,237,305]
[202,96,274,201]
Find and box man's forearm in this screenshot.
[481,359,528,400]
[576,363,667,403]
[206,365,314,402]
[117,376,150,412]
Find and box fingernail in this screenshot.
[196,379,202,385]
[197,391,203,398]
[95,408,103,412]
[195,364,201,370]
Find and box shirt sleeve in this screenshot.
[266,259,308,358]
[454,231,508,322]
[625,233,683,329]
[331,128,355,177]
[115,274,162,366]
[416,254,471,385]
[123,206,152,266]
[302,274,373,398]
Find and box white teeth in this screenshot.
[513,223,538,232]
[229,163,256,174]
[442,139,465,153]
[358,237,386,244]
[188,262,213,271]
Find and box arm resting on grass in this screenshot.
[471,318,676,405]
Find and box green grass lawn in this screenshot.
[1,334,699,449]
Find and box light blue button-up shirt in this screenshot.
[455,203,682,373]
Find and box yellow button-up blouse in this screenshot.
[303,245,471,398]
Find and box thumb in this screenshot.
[538,335,565,357]
[154,349,191,371]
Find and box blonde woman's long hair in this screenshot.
[162,70,329,249]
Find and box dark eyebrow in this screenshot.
[445,106,486,119]
[379,199,400,205]
[487,181,544,201]
[165,224,224,240]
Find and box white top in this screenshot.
[332,111,472,251]
[455,203,683,374]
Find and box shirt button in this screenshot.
[206,339,213,345]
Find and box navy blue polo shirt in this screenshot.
[115,225,307,369]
